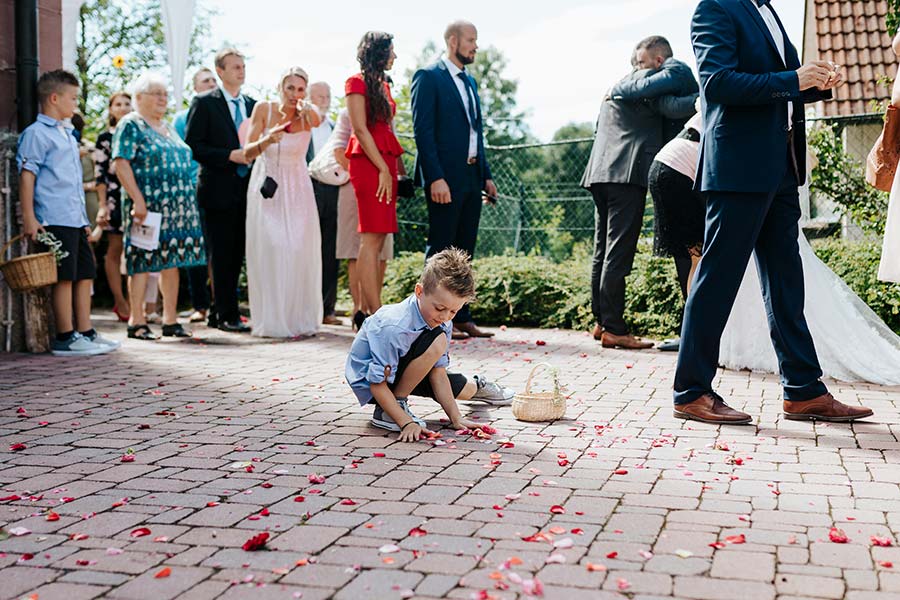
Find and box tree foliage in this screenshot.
[888,0,900,36]
[76,0,214,136]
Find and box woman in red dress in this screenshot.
[346,31,404,326]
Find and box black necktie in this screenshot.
[756,0,771,7]
[456,72,479,126]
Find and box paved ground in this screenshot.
[1,316,900,600]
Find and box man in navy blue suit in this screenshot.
[411,20,496,340]
[674,0,873,424]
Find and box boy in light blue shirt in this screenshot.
[346,248,513,442]
[17,69,119,356]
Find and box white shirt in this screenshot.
[754,2,793,129]
[654,113,703,181]
[221,87,248,123]
[442,57,478,159]
[310,117,334,157]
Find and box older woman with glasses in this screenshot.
[112,72,206,340]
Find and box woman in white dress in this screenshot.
[652,113,900,385]
[243,67,324,337]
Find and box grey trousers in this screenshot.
[590,182,647,335]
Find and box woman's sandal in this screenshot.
[162,323,192,338]
[127,324,158,340]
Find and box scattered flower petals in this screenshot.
[45,512,60,522]
[8,527,30,536]
[639,550,654,559]
[606,551,618,559]
[69,533,89,541]
[617,578,631,591]
[19,553,34,561]
[9,443,26,452]
[675,549,694,558]
[545,553,566,564]
[379,544,400,554]
[553,538,574,549]
[372,452,386,458]
[154,567,171,578]
[340,499,357,506]
[549,505,565,515]
[871,535,894,547]
[106,548,124,555]
[724,534,746,545]
[880,561,894,568]
[586,562,606,572]
[613,469,628,475]
[0,495,21,502]
[307,473,326,484]
[408,527,427,537]
[535,340,546,346]
[293,496,305,503]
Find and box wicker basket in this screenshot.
[511,363,566,422]
[0,234,58,292]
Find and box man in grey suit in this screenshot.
[581,35,698,349]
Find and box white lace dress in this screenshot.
[719,233,900,385]
[245,112,323,338]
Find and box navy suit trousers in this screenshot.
[674,148,827,405]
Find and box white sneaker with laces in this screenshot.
[371,399,427,432]
[51,333,108,357]
[84,331,121,353]
[469,375,515,405]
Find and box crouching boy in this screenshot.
[345,248,513,442]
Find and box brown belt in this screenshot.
[467,157,477,165]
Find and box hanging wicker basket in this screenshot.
[511,362,566,422]
[0,234,58,292]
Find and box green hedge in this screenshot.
[382,239,900,338]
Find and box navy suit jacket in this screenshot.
[410,60,491,195]
[691,0,831,193]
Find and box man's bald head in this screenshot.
[444,20,479,67]
[308,81,331,113]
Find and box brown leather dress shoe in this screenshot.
[592,324,603,340]
[451,326,470,340]
[674,393,753,425]
[783,393,874,422]
[322,314,342,326]
[454,321,495,338]
[600,331,653,349]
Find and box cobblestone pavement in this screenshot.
[1,317,900,600]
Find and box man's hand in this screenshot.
[819,63,845,91]
[429,179,451,204]
[334,148,349,171]
[796,61,833,91]
[482,179,498,205]
[229,149,250,165]
[23,215,44,241]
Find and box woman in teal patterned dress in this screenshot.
[113,72,206,340]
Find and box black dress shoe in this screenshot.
[207,312,218,328]
[219,320,251,333]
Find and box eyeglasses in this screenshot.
[146,90,169,98]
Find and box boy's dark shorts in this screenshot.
[43,225,96,282]
[389,326,467,400]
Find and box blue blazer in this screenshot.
[691,0,831,193]
[410,60,492,194]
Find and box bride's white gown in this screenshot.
[246,125,323,338]
[719,233,900,386]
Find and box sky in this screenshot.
[204,0,806,142]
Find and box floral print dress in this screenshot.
[111,112,206,275]
[93,130,124,232]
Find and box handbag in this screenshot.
[309,145,350,186]
[259,136,280,199]
[866,105,900,192]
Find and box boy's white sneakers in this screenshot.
[51,332,112,356]
[371,399,427,432]
[469,375,515,406]
[84,331,121,352]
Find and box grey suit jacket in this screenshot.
[581,65,696,189]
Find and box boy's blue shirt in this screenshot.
[345,294,453,406]
[16,114,89,228]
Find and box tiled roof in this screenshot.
[812,0,896,116]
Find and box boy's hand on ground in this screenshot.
[452,418,482,431]
[398,423,430,443]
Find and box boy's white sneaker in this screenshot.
[51,333,108,357]
[84,331,121,353]
[371,399,427,432]
[469,375,515,406]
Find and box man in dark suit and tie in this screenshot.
[185,48,256,333]
[307,81,342,326]
[674,0,873,424]
[581,36,698,350]
[411,20,497,339]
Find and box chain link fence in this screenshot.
[396,112,887,257]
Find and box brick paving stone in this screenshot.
[5,324,900,599]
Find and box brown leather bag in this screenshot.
[866,105,900,192]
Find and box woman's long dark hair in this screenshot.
[356,31,393,123]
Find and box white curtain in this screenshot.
[160,0,197,108]
[61,0,85,71]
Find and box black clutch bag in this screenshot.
[397,176,415,199]
[260,176,278,199]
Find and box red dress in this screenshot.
[344,73,404,234]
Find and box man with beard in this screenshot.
[411,20,497,340]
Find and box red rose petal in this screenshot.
[154,567,171,578]
[260,483,273,489]
[0,495,21,502]
[871,535,894,547]
[259,508,270,517]
[549,505,565,515]
[535,340,546,346]
[725,534,746,545]
[558,459,569,467]
[307,474,326,484]
[130,527,152,538]
[372,452,386,458]
[613,469,628,475]
[293,496,305,503]
[46,512,59,522]
[206,501,219,507]
[571,528,585,535]
[120,454,135,463]
[606,551,618,559]
[408,527,427,537]
[242,532,269,551]
[880,561,894,568]
[340,499,357,506]
[828,528,849,544]
[9,443,26,452]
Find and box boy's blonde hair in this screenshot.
[419,247,476,300]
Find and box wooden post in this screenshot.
[23,288,50,353]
